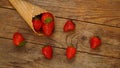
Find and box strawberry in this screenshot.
[42,22,54,36]
[13,32,26,46]
[66,46,76,59]
[42,45,53,59]
[64,20,75,32]
[41,12,54,23]
[32,16,43,32]
[41,12,54,36]
[90,36,101,49]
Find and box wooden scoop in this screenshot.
[9,0,48,36]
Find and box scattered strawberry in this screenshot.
[42,45,53,59]
[13,32,26,46]
[64,20,75,32]
[32,16,43,32]
[90,36,101,49]
[41,12,54,36]
[66,46,76,59]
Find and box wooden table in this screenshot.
[0,0,120,68]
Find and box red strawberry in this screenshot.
[90,36,101,49]
[13,32,26,46]
[41,12,54,23]
[66,46,76,59]
[42,22,54,36]
[42,45,53,59]
[64,20,75,32]
[41,12,54,36]
[32,17,43,32]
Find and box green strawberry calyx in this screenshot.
[45,17,53,24]
[18,41,27,47]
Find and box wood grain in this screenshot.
[0,0,120,28]
[31,0,120,27]
[0,0,120,67]
[0,0,12,9]
[0,38,120,68]
[0,8,120,59]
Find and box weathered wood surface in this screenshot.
[0,8,120,58]
[0,38,120,68]
[0,0,120,68]
[0,0,120,27]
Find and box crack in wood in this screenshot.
[55,16,120,28]
[78,50,120,59]
[103,18,120,24]
[0,6,15,10]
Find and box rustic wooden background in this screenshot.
[0,0,120,68]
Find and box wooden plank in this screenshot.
[0,8,120,59]
[0,0,13,9]
[0,0,11,6]
[0,0,120,27]
[0,38,120,68]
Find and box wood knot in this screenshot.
[81,36,87,41]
